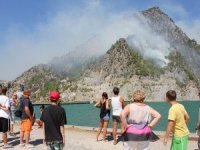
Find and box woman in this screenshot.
[121,90,161,150]
[9,92,18,136]
[94,92,110,142]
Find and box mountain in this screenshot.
[142,7,200,79]
[10,7,200,102]
[48,36,103,76]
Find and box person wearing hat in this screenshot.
[19,89,34,148]
[41,91,67,150]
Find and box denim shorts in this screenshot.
[100,113,110,121]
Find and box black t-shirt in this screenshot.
[21,98,34,120]
[41,105,67,142]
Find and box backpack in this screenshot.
[14,99,24,118]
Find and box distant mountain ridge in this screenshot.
[10,7,200,102]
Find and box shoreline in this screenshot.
[33,99,200,105]
[65,125,198,141]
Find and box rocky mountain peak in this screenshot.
[142,6,173,21]
[89,38,134,77]
[142,6,186,41]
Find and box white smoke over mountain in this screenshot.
[90,13,172,67]
[0,1,180,79]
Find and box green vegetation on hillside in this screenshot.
[167,51,198,87]
[130,49,164,76]
[27,74,45,87]
[187,39,200,53]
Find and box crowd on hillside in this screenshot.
[0,85,199,150]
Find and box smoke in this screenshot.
[0,1,172,80]
[96,13,171,67]
[177,20,200,44]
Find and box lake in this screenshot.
[33,101,200,132]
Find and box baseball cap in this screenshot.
[49,91,60,100]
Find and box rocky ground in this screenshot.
[0,125,199,150]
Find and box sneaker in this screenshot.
[3,144,13,149]
[19,143,25,147]
[25,144,34,149]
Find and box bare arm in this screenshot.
[163,120,174,146]
[148,107,161,128]
[25,106,33,119]
[106,100,110,110]
[120,97,125,109]
[0,105,9,112]
[60,125,65,147]
[120,104,130,129]
[94,100,101,107]
[184,113,190,124]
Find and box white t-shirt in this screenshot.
[0,95,10,119]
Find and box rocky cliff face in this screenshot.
[10,7,200,102]
[72,38,199,101]
[142,7,200,80]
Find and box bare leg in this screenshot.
[112,121,118,145]
[96,120,103,141]
[198,135,200,149]
[2,133,7,145]
[20,131,24,144]
[102,121,109,141]
[10,124,14,133]
[120,122,124,134]
[25,132,30,145]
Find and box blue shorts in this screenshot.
[100,114,110,121]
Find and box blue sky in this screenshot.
[0,0,200,80]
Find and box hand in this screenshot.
[125,124,132,130]
[62,141,65,148]
[163,137,168,146]
[30,116,34,122]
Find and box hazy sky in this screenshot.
[0,0,200,80]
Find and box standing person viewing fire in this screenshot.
[41,91,67,150]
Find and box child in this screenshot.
[164,90,190,150]
[41,91,67,150]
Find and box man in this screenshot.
[0,87,12,149]
[20,89,34,148]
[110,87,125,145]
[41,91,67,150]
[164,90,190,150]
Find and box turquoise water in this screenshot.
[33,101,200,132]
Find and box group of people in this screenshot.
[94,87,200,150]
[0,85,200,150]
[0,87,67,150]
